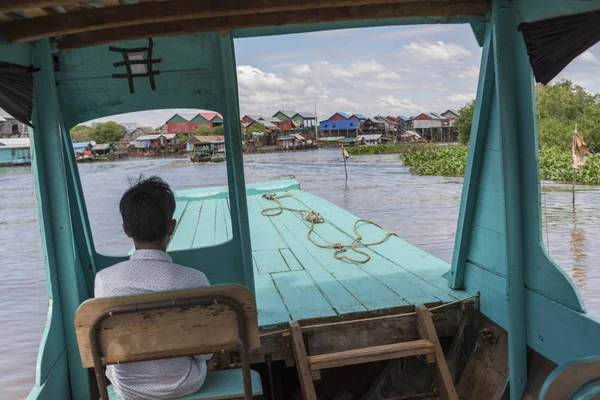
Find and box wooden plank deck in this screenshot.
[171,180,470,330]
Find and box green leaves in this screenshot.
[346,142,440,155]
[537,80,600,151]
[89,121,126,143]
[70,125,93,142]
[402,146,468,177]
[402,145,600,185]
[456,80,600,151]
[194,125,224,136]
[70,122,125,143]
[455,101,475,145]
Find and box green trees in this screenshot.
[247,123,266,134]
[90,122,126,143]
[70,122,125,143]
[456,80,600,151]
[537,80,600,151]
[455,101,475,145]
[193,125,224,136]
[70,125,93,142]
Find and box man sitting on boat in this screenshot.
[94,176,215,400]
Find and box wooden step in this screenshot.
[307,340,435,371]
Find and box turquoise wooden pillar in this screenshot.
[492,1,528,396]
[30,39,90,399]
[450,0,531,397]
[219,33,255,293]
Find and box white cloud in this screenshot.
[449,66,480,80]
[446,93,476,103]
[576,50,599,65]
[371,25,461,41]
[237,65,287,91]
[429,83,450,92]
[377,96,423,116]
[401,41,471,62]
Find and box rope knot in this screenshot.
[331,242,345,249]
[306,212,324,223]
[263,193,276,200]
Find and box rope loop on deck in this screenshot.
[260,192,397,264]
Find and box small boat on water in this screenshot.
[190,149,212,163]
[210,149,226,162]
[5,0,600,399]
[189,141,226,163]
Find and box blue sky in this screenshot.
[234,24,482,119]
[90,24,600,127]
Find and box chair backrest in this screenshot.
[74,284,259,368]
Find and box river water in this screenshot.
[2,148,599,399]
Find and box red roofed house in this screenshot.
[166,112,224,134]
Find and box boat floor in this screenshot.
[172,180,470,330]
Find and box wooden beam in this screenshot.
[289,321,318,400]
[417,305,458,400]
[251,304,464,364]
[56,1,489,50]
[1,0,490,45]
[307,340,435,371]
[0,0,81,14]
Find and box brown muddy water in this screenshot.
[1,148,599,399]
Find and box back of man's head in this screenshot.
[119,176,176,244]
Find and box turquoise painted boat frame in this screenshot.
[1,0,600,399]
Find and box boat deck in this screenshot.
[172,180,470,330]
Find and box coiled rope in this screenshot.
[261,193,398,263]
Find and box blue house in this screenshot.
[396,115,411,131]
[0,138,31,166]
[73,141,93,154]
[319,112,359,136]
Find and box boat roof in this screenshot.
[11,0,590,52]
[358,134,382,141]
[0,138,30,147]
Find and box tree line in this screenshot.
[71,122,126,143]
[455,80,600,152]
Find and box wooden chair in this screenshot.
[74,284,263,400]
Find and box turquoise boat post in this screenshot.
[0,0,598,398]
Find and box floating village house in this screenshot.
[91,143,114,156]
[134,133,178,149]
[441,109,460,126]
[412,112,457,142]
[291,112,317,130]
[0,137,30,166]
[396,115,411,132]
[119,122,141,134]
[319,112,359,137]
[72,141,93,155]
[120,126,157,149]
[357,134,383,145]
[242,115,291,132]
[272,110,297,126]
[165,112,223,134]
[376,116,399,137]
[362,117,386,132]
[186,135,224,152]
[0,108,28,138]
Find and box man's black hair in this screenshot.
[119,176,176,243]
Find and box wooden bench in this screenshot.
[74,284,263,400]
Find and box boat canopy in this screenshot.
[3,1,600,400]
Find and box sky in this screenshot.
[88,24,600,128]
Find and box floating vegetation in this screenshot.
[346,142,442,155]
[402,146,468,177]
[402,146,600,185]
